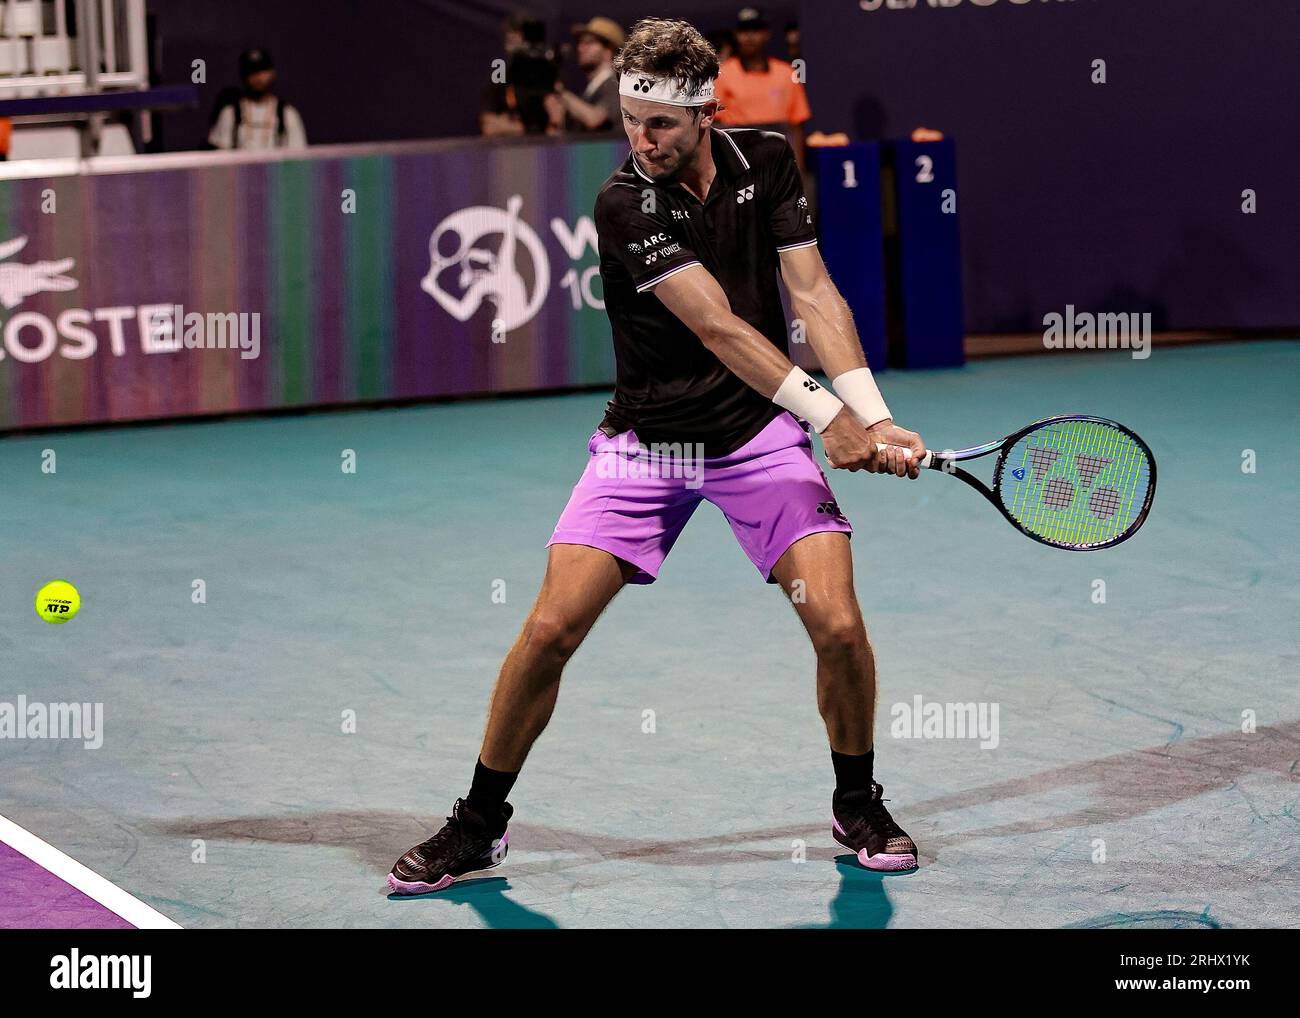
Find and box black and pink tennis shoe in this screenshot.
[388,798,511,895]
[832,783,918,872]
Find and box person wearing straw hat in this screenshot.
[555,16,626,133]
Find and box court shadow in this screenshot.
[143,720,1298,926]
[796,855,907,929]
[384,875,558,928]
[145,809,561,928]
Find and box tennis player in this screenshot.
[389,17,926,895]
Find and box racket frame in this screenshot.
[923,415,1157,551]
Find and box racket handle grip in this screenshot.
[874,443,936,469]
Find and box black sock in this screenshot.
[831,748,874,798]
[466,758,518,816]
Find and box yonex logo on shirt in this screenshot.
[736,185,755,203]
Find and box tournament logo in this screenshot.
[421,195,550,332]
[0,235,77,309]
[0,235,259,364]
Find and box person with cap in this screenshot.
[207,48,307,151]
[713,7,811,169]
[554,16,625,133]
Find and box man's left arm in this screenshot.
[765,135,925,474]
[778,245,923,475]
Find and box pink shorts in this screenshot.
[547,412,853,584]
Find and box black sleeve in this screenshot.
[596,183,703,293]
[762,134,817,251]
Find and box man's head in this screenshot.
[735,7,770,61]
[613,18,719,180]
[239,48,276,97]
[501,11,533,54]
[572,16,624,73]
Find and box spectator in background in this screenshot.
[784,20,801,62]
[483,14,567,136]
[706,28,736,64]
[481,13,530,136]
[553,17,624,134]
[713,7,811,169]
[208,48,307,150]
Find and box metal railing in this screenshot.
[0,0,147,98]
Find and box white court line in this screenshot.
[0,813,181,930]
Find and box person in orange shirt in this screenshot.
[714,7,811,169]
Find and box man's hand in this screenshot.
[820,411,925,478]
[819,409,877,472]
[862,418,925,478]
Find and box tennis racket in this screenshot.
[879,415,1156,550]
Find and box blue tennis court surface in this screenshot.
[2,340,1297,928]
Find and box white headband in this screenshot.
[619,72,715,107]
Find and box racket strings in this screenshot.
[999,419,1153,549]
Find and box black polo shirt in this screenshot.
[593,127,818,456]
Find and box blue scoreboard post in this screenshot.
[812,143,887,371]
[888,139,965,369]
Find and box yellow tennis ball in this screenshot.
[35,579,80,624]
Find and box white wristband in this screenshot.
[832,367,891,428]
[772,367,844,433]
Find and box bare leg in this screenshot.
[770,532,874,754]
[479,543,639,771]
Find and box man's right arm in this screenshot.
[651,264,881,472]
[597,186,888,473]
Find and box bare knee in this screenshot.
[809,612,870,663]
[520,610,586,664]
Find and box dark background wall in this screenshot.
[145,0,1297,333]
[799,0,1299,332]
[149,0,797,148]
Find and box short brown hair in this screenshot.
[613,18,719,96]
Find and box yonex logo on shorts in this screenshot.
[816,500,844,518]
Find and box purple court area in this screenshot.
[0,840,133,929]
